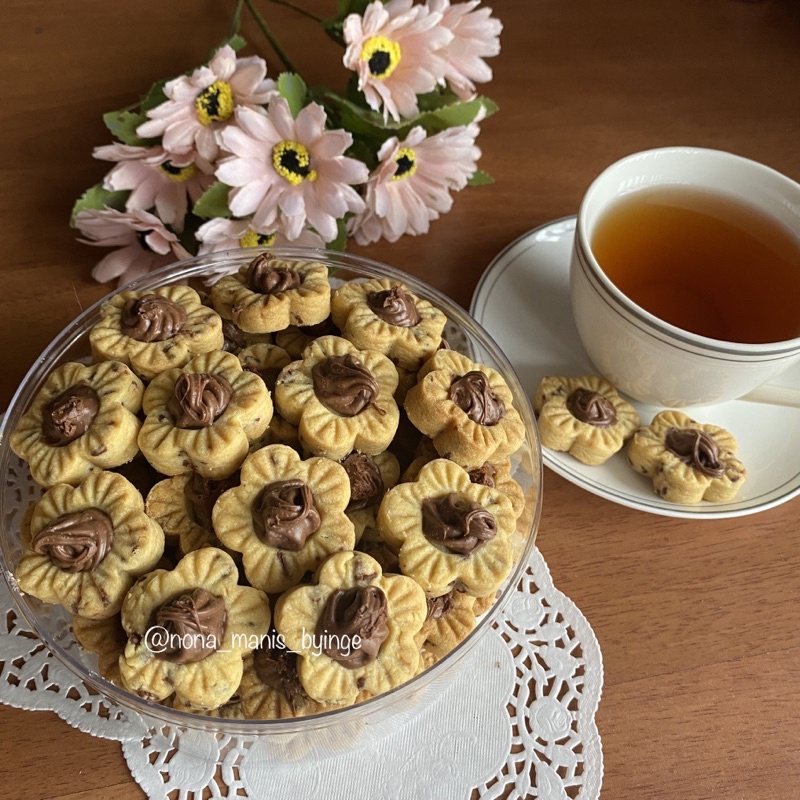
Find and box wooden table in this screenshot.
[3,1,800,797]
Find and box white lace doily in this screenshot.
[0,545,603,800]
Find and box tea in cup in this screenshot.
[570,146,800,407]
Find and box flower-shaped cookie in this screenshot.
[10,360,144,488]
[72,613,127,685]
[217,316,273,355]
[274,335,400,460]
[340,450,401,542]
[627,410,746,503]
[274,550,427,706]
[533,375,641,465]
[331,278,447,370]
[404,350,525,470]
[210,253,331,333]
[377,458,517,598]
[90,285,224,381]
[274,316,341,359]
[172,694,246,719]
[119,547,271,711]
[239,647,336,720]
[138,349,273,479]
[402,440,526,520]
[416,589,478,670]
[145,471,240,555]
[16,471,165,618]
[212,444,355,593]
[238,342,292,392]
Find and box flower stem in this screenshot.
[244,0,299,73]
[267,0,323,24]
[229,0,246,38]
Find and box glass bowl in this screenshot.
[0,247,542,752]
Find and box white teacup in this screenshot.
[570,146,800,407]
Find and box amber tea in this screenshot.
[590,186,800,343]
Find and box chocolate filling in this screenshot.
[41,382,100,446]
[366,285,421,327]
[449,371,505,426]
[665,427,725,478]
[421,492,497,555]
[31,508,114,572]
[120,294,187,342]
[311,354,379,417]
[566,387,617,427]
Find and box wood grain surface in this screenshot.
[2,1,800,798]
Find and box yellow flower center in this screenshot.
[159,161,197,182]
[272,140,317,186]
[391,147,417,181]
[360,36,401,80]
[240,230,277,248]
[195,80,235,125]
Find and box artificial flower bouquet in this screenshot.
[71,0,502,285]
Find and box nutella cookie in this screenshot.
[209,253,331,333]
[90,285,224,381]
[237,342,292,393]
[239,647,336,720]
[402,449,525,520]
[274,335,400,460]
[377,458,516,598]
[340,450,401,542]
[16,471,165,618]
[331,278,447,370]
[212,444,355,593]
[119,547,271,711]
[274,316,341,359]
[10,360,144,488]
[534,375,640,465]
[274,550,427,707]
[137,349,272,479]
[145,471,240,555]
[628,410,746,503]
[404,350,525,470]
[72,613,127,685]
[416,589,478,669]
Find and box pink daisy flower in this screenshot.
[195,216,325,256]
[342,0,453,122]
[429,0,502,100]
[348,124,480,245]
[136,45,275,161]
[74,208,192,286]
[215,98,368,242]
[93,143,215,232]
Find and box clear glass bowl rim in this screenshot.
[0,245,543,736]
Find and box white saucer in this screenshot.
[471,216,800,519]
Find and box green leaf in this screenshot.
[177,214,203,256]
[70,184,129,227]
[102,109,150,146]
[467,169,494,187]
[140,79,168,113]
[225,33,248,52]
[415,87,461,112]
[192,182,233,220]
[324,217,349,252]
[278,72,308,118]
[320,90,499,150]
[412,96,496,135]
[479,96,499,118]
[208,34,248,63]
[322,0,382,45]
[318,91,392,143]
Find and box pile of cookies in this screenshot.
[9,253,530,718]
[534,375,746,503]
